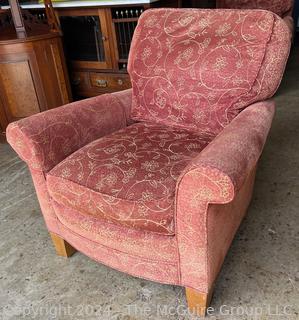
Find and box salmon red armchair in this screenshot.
[7,9,291,316]
[216,0,295,33]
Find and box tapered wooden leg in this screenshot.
[50,232,76,257]
[185,287,213,317]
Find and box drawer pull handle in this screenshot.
[117,79,124,86]
[95,79,108,87]
[72,78,81,86]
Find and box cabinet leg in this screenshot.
[185,287,213,317]
[50,232,76,257]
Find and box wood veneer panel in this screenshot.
[0,60,40,118]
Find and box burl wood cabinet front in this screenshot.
[0,33,71,134]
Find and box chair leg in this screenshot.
[185,287,213,317]
[50,232,76,257]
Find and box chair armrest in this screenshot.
[178,100,275,203]
[176,100,275,292]
[6,89,132,172]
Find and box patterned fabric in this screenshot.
[6,9,291,296]
[30,169,60,232]
[128,9,290,135]
[216,0,294,18]
[176,101,275,292]
[47,122,212,235]
[25,165,181,286]
[6,91,132,172]
[52,201,178,263]
[56,221,180,286]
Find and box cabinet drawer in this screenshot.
[90,73,131,91]
[70,71,89,93]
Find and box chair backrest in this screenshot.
[128,9,291,135]
[216,0,294,18]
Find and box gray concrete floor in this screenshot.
[0,48,298,320]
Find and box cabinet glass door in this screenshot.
[60,16,105,61]
[59,10,112,69]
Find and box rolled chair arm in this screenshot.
[179,100,275,201]
[176,100,275,292]
[6,89,132,172]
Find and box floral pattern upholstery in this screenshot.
[128,9,290,135]
[216,0,294,34]
[216,0,294,18]
[6,9,291,297]
[6,92,132,172]
[52,201,178,263]
[47,122,212,235]
[28,164,181,285]
[176,101,275,292]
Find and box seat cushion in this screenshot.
[47,122,212,235]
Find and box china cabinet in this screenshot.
[0,0,71,134]
[1,0,181,98]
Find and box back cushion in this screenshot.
[216,0,294,18]
[128,9,291,135]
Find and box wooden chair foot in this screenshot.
[185,287,213,317]
[50,232,76,257]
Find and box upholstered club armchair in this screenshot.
[7,9,291,316]
[216,0,295,34]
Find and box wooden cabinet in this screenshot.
[0,95,8,135]
[54,1,181,98]
[0,32,72,132]
[90,72,131,92]
[71,71,131,96]
[57,6,139,98]
[0,1,181,101]
[59,8,114,71]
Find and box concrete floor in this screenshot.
[0,47,298,320]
